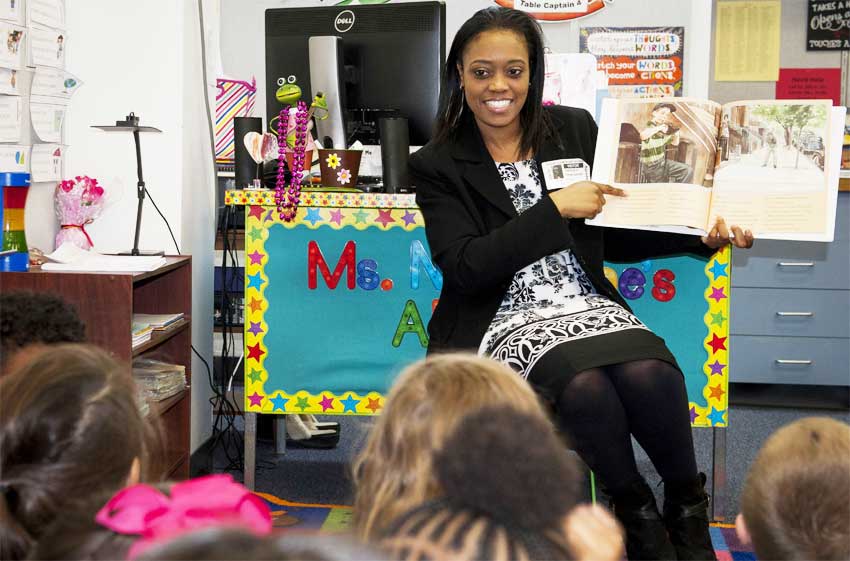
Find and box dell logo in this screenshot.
[334,10,355,33]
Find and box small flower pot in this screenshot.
[318,149,362,188]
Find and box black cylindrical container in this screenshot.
[234,116,263,188]
[378,117,410,194]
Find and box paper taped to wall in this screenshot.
[0,21,25,68]
[0,67,20,95]
[30,99,64,142]
[31,143,62,181]
[29,27,64,69]
[28,0,65,30]
[0,94,21,142]
[31,67,81,100]
[0,144,30,172]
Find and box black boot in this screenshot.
[663,474,717,561]
[610,478,677,560]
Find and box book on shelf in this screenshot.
[131,322,153,348]
[132,313,185,330]
[133,358,187,402]
[586,98,846,242]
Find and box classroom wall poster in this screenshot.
[807,0,850,50]
[30,67,81,100]
[776,68,842,106]
[0,144,30,172]
[492,0,610,22]
[579,26,684,99]
[28,0,65,30]
[30,143,62,182]
[0,0,23,24]
[543,53,599,117]
[0,94,21,141]
[29,26,64,69]
[0,21,25,69]
[29,100,64,142]
[0,66,19,94]
[714,1,781,82]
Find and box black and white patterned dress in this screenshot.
[479,160,663,381]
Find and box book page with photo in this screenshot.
[591,97,721,234]
[590,97,845,242]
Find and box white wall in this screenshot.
[220,0,711,126]
[62,0,215,452]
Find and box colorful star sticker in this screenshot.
[689,406,698,424]
[708,384,726,400]
[248,297,263,314]
[708,333,727,354]
[352,209,369,224]
[319,394,335,412]
[366,397,382,413]
[709,260,729,280]
[295,396,310,411]
[248,205,264,220]
[708,359,726,376]
[247,368,263,384]
[247,343,265,362]
[247,272,265,291]
[247,321,264,337]
[709,286,727,303]
[400,210,417,226]
[269,393,289,412]
[247,392,264,408]
[328,209,345,225]
[707,407,727,426]
[248,226,264,242]
[304,208,323,225]
[340,393,360,413]
[709,310,727,327]
[248,250,265,265]
[264,209,275,222]
[374,209,395,228]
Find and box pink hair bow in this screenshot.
[95,474,272,559]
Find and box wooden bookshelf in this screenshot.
[0,256,193,479]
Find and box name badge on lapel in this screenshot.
[541,158,590,190]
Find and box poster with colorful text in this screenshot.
[580,26,684,99]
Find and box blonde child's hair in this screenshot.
[741,417,850,561]
[351,353,548,541]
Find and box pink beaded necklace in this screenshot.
[275,100,309,221]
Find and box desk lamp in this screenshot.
[92,112,164,256]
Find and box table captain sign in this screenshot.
[229,190,731,427]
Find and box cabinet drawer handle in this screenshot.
[775,312,814,317]
[775,359,813,365]
[777,262,814,267]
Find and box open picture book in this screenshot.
[589,98,846,242]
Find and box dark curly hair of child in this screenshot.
[0,291,85,371]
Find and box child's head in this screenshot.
[737,417,850,561]
[379,406,581,560]
[352,353,548,541]
[0,344,153,560]
[0,290,85,373]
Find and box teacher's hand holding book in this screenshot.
[550,181,626,219]
[701,216,754,250]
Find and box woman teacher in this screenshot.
[409,7,753,561]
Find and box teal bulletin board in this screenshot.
[227,190,730,426]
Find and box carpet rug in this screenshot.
[255,493,756,559]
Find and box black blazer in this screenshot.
[410,105,714,353]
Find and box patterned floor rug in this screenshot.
[256,493,756,559]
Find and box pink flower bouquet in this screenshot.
[54,175,106,250]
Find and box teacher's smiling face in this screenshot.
[458,29,529,138]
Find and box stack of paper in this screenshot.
[131,322,153,349]
[133,359,187,402]
[133,313,184,330]
[43,243,166,272]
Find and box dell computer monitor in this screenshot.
[265,2,445,148]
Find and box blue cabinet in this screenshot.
[730,193,850,386]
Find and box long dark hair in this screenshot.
[0,345,158,560]
[433,7,552,157]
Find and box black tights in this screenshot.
[550,359,698,496]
